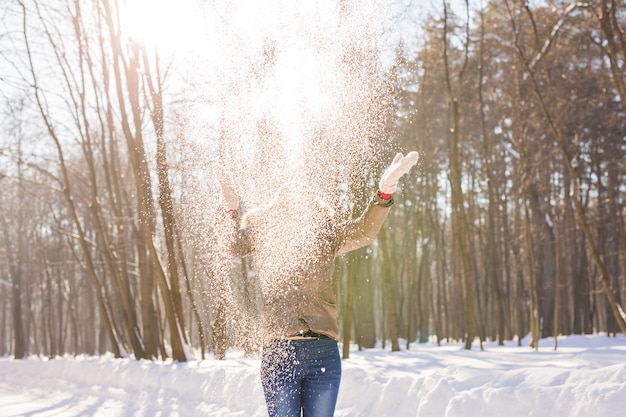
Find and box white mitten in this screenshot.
[378,151,419,194]
[213,165,239,212]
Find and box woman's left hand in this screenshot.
[379,151,419,194]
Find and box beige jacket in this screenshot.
[227,193,393,342]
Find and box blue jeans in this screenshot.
[261,338,342,417]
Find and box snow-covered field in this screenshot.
[1,334,625,417]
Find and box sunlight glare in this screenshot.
[203,0,345,171]
[119,0,203,54]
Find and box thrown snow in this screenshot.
[1,334,625,417]
[179,0,400,357]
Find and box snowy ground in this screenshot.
[1,334,625,417]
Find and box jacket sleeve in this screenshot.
[220,212,255,258]
[229,228,255,258]
[335,193,394,256]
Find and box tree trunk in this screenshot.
[1,207,26,359]
[100,0,189,360]
[442,1,476,350]
[523,193,540,350]
[142,47,189,347]
[342,250,358,359]
[599,0,626,109]
[378,227,400,351]
[20,0,124,356]
[507,0,626,335]
[478,6,506,344]
[355,251,376,349]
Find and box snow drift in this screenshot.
[1,334,625,417]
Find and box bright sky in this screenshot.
[118,0,205,54]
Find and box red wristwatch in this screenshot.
[377,190,392,200]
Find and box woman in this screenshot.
[216,152,419,417]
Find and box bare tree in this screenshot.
[442,0,477,350]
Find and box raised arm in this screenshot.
[336,151,419,256]
[214,166,254,258]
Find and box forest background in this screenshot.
[0,0,625,362]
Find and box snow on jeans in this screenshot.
[261,337,342,417]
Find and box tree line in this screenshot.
[0,0,624,361]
